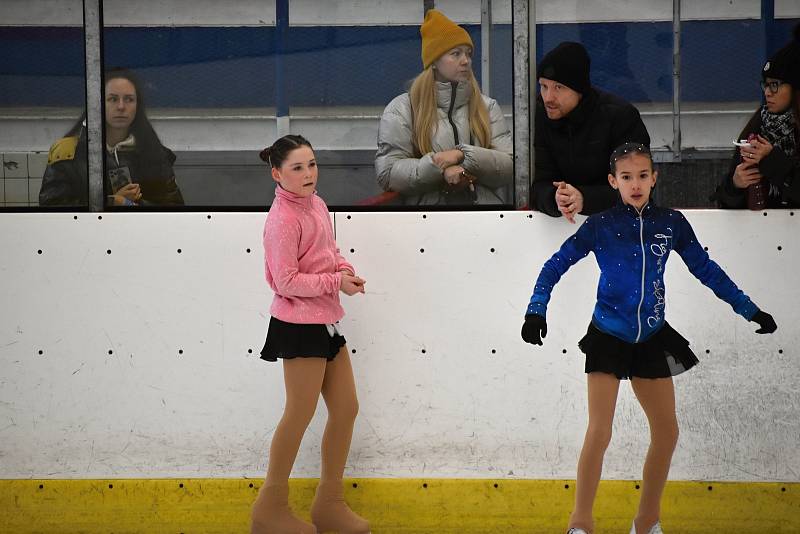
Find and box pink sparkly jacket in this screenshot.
[263,185,354,324]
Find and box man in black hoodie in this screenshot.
[532,42,650,222]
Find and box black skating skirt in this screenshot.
[260,317,346,362]
[578,321,699,380]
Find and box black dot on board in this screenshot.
[491,349,496,354]
[97,215,102,220]
[564,484,570,489]
[177,249,182,254]
[706,349,710,354]
[419,248,425,253]
[37,249,42,254]
[73,216,78,220]
[248,483,254,488]
[207,215,212,219]
[778,349,783,354]
[493,483,499,488]
[422,483,428,488]
[707,485,713,491]
[350,248,355,253]
[527,214,533,218]
[422,214,427,219]
[777,246,782,251]
[490,248,495,253]
[179,483,184,488]
[635,484,640,490]
[178,349,183,355]
[703,247,708,251]
[38,350,43,355]
[782,487,787,492]
[421,349,427,354]
[108,484,113,489]
[499,214,504,218]
[562,349,567,354]
[790,212,794,216]
[763,212,768,217]
[106,249,111,255]
[108,350,113,355]
[246,248,251,253]
[351,349,357,354]
[248,349,253,354]
[38,484,43,489]
[346,215,351,219]
[352,482,358,488]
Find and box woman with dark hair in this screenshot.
[39,68,184,207]
[716,25,800,209]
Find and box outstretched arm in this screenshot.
[526,217,596,318]
[673,212,758,320]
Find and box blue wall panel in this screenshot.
[0,20,797,108]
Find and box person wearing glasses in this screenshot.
[375,9,513,206]
[716,24,799,209]
[532,42,650,223]
[39,68,184,207]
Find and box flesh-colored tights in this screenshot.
[265,346,360,486]
[568,373,679,534]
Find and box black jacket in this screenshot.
[39,131,184,207]
[532,88,650,216]
[715,110,800,209]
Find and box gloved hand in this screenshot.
[521,314,547,345]
[751,310,777,334]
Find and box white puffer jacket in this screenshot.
[375,80,513,205]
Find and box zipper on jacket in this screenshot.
[447,82,460,145]
[635,208,646,342]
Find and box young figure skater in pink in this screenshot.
[522,143,777,534]
[252,134,370,534]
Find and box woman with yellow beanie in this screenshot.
[376,9,513,205]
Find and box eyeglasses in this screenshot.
[760,80,785,94]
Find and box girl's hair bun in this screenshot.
[259,146,272,164]
[260,135,313,169]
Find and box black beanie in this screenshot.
[762,23,800,89]
[537,41,591,94]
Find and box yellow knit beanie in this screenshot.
[420,9,473,69]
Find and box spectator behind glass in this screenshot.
[532,42,650,223]
[375,9,513,206]
[39,68,184,207]
[716,24,800,209]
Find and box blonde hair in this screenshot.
[408,68,492,157]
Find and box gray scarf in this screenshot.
[760,105,796,158]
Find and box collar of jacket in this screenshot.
[106,134,136,153]
[545,87,598,130]
[275,183,316,207]
[436,80,472,111]
[614,198,655,218]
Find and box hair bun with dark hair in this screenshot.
[259,146,272,164]
[261,135,314,170]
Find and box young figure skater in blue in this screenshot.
[521,143,777,534]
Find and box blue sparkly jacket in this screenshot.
[526,202,759,343]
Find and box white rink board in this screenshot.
[0,210,797,481]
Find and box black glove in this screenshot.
[751,310,777,334]
[521,314,547,345]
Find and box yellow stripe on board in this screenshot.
[1,478,797,533]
